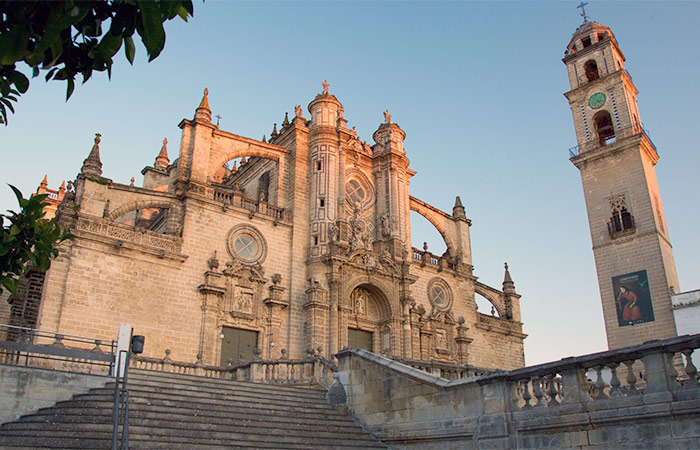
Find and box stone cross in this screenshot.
[577,1,589,23]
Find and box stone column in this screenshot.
[197,269,226,365]
[401,297,413,358]
[327,275,341,358]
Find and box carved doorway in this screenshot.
[348,328,373,351]
[220,327,258,365]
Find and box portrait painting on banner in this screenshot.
[612,270,655,327]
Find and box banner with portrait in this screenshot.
[612,270,655,327]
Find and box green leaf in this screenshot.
[137,0,166,61]
[66,78,75,100]
[9,225,20,236]
[0,98,16,114]
[97,31,123,60]
[124,35,135,64]
[0,29,30,66]
[10,71,29,94]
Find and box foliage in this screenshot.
[0,0,194,125]
[0,186,73,295]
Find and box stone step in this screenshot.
[0,369,385,449]
[8,405,364,431]
[129,369,325,394]
[35,392,341,419]
[0,421,380,443]
[110,381,332,407]
[0,428,385,448]
[123,375,329,401]
[86,384,334,411]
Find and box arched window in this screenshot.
[608,194,635,237]
[593,110,615,146]
[584,60,599,82]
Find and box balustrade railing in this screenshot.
[568,124,657,158]
[389,355,492,380]
[132,350,338,387]
[411,247,452,271]
[213,189,284,220]
[0,324,116,375]
[508,334,699,410]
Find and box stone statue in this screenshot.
[380,213,391,237]
[328,221,339,242]
[383,109,392,124]
[295,104,302,118]
[322,80,329,95]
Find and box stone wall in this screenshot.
[336,334,700,449]
[0,365,109,424]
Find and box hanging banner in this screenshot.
[612,270,655,327]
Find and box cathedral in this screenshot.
[7,83,526,370]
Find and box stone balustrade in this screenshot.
[389,355,491,380]
[132,351,337,387]
[335,334,700,449]
[212,188,284,220]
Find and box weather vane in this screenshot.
[577,1,589,23]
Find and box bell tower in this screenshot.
[563,19,679,349]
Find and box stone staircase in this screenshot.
[0,369,386,449]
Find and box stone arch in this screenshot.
[209,139,287,184]
[343,278,395,321]
[106,199,180,222]
[409,199,456,258]
[474,283,506,318]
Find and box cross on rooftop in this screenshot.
[215,114,222,126]
[577,1,589,23]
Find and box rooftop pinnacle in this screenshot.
[155,138,170,168]
[195,88,212,122]
[81,133,103,177]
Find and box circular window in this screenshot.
[345,171,374,209]
[346,179,365,204]
[428,278,452,311]
[227,225,266,264]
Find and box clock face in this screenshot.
[589,92,606,109]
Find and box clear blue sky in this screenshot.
[1,1,698,366]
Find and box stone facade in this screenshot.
[565,21,680,350]
[22,84,525,371]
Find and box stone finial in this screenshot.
[261,135,267,143]
[282,112,290,127]
[383,109,392,124]
[195,88,212,122]
[208,250,220,271]
[155,137,170,168]
[452,196,466,219]
[40,174,48,187]
[322,80,329,95]
[81,133,103,177]
[130,177,135,186]
[423,242,428,252]
[503,262,516,294]
[59,180,66,192]
[271,123,278,138]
